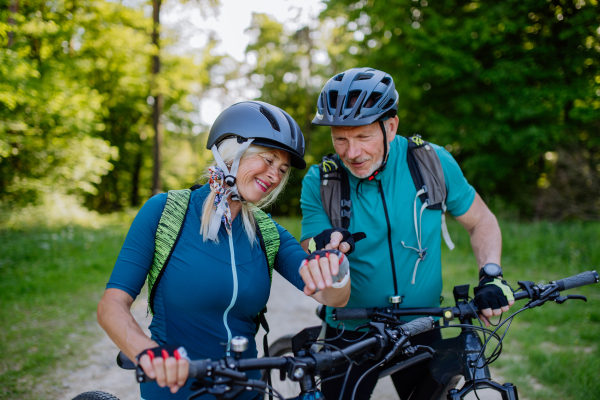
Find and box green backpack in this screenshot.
[146,185,280,338]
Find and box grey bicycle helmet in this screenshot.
[312,67,398,127]
[207,101,306,170]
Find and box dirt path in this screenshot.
[46,274,507,400]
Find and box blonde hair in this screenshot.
[200,137,291,245]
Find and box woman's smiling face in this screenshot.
[235,148,291,203]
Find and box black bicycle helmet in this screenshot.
[207,101,306,170]
[312,67,398,127]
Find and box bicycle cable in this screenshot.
[338,362,354,400]
[350,360,384,400]
[304,342,353,364]
[467,305,530,400]
[317,370,349,386]
[256,385,285,400]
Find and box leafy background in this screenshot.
[1,0,598,220]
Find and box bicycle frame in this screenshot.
[410,330,518,400]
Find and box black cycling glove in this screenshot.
[311,227,366,255]
[474,277,515,311]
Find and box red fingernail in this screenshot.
[326,252,330,258]
[174,350,181,361]
[315,255,320,261]
[162,349,169,359]
[147,350,155,361]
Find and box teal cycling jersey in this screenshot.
[301,136,475,330]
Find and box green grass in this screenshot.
[0,224,129,399]
[1,215,598,399]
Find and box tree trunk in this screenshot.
[151,0,163,195]
[131,150,142,207]
[8,0,19,47]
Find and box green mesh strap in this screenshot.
[147,189,191,315]
[253,209,279,283]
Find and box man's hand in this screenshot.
[311,227,366,254]
[326,231,351,253]
[474,277,515,327]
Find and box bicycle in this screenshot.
[260,270,599,400]
[125,270,598,400]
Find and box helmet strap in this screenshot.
[211,138,254,200]
[367,120,389,181]
[205,138,254,241]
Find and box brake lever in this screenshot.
[555,294,587,304]
[413,345,435,355]
[188,386,208,400]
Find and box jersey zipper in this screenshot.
[377,180,399,296]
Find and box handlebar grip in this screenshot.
[401,317,435,337]
[555,271,599,291]
[334,308,373,320]
[188,359,211,379]
[136,366,155,383]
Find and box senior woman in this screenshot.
[97,101,351,400]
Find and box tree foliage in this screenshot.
[320,0,600,218]
[245,0,599,219]
[0,0,223,212]
[244,13,336,215]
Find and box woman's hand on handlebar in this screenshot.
[137,345,190,393]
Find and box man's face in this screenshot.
[331,117,397,179]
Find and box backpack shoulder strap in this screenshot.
[147,188,192,315]
[253,209,280,283]
[252,209,280,340]
[319,154,351,229]
[406,135,455,250]
[406,135,447,210]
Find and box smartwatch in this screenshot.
[479,263,503,280]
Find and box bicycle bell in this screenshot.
[389,295,403,306]
[230,336,248,359]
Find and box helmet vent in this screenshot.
[281,110,297,140]
[346,91,362,108]
[383,98,395,109]
[333,73,345,81]
[364,92,382,108]
[380,77,391,85]
[329,91,338,109]
[260,106,281,132]
[355,73,374,81]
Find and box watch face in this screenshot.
[484,263,502,277]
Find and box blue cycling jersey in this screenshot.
[107,185,306,400]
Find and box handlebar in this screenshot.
[333,270,599,322]
[136,317,435,383]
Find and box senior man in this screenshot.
[299,67,514,400]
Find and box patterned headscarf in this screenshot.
[208,165,233,236]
